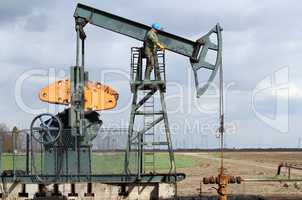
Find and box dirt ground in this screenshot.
[175,151,302,200]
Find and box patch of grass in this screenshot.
[92,152,199,174]
[91,153,125,174]
[0,154,27,171]
[0,152,199,174]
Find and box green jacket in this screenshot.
[144,30,159,52]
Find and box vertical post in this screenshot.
[137,48,143,81]
[72,18,88,178]
[82,38,85,67]
[84,71,89,84]
[84,182,94,197]
[68,183,78,197]
[138,131,142,179]
[30,132,33,174]
[40,143,43,174]
[217,45,226,200]
[124,91,138,174]
[76,24,80,67]
[0,129,2,174]
[153,53,161,81]
[26,131,29,174]
[18,183,28,197]
[71,21,86,136]
[79,37,86,136]
[12,127,18,178]
[159,92,175,173]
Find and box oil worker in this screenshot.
[144,23,165,80]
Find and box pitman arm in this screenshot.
[74,3,222,97]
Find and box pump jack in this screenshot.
[0,3,223,199]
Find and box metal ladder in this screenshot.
[157,50,166,81]
[143,89,155,173]
[142,50,165,173]
[130,47,141,82]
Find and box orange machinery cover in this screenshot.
[39,79,119,111]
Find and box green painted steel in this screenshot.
[70,66,86,136]
[37,65,92,176]
[74,4,194,57]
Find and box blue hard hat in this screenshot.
[152,23,161,30]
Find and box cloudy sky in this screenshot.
[0,0,302,148]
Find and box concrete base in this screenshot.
[0,183,175,200]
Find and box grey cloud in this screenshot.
[23,12,48,32]
[0,0,52,31]
[0,1,38,24]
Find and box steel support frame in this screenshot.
[125,48,176,181]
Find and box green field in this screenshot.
[0,153,198,174]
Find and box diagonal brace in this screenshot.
[138,116,164,135]
[134,89,157,111]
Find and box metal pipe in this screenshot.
[243,178,302,182]
[277,162,302,178]
[219,50,224,174]
[288,165,302,170]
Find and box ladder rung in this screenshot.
[144,155,155,158]
[144,142,153,146]
[144,162,155,166]
[144,158,155,161]
[152,142,169,145]
[139,142,168,146]
[135,111,163,115]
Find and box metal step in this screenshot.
[144,152,155,155]
[135,111,163,115]
[152,142,169,146]
[144,161,155,165]
[130,142,169,146]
